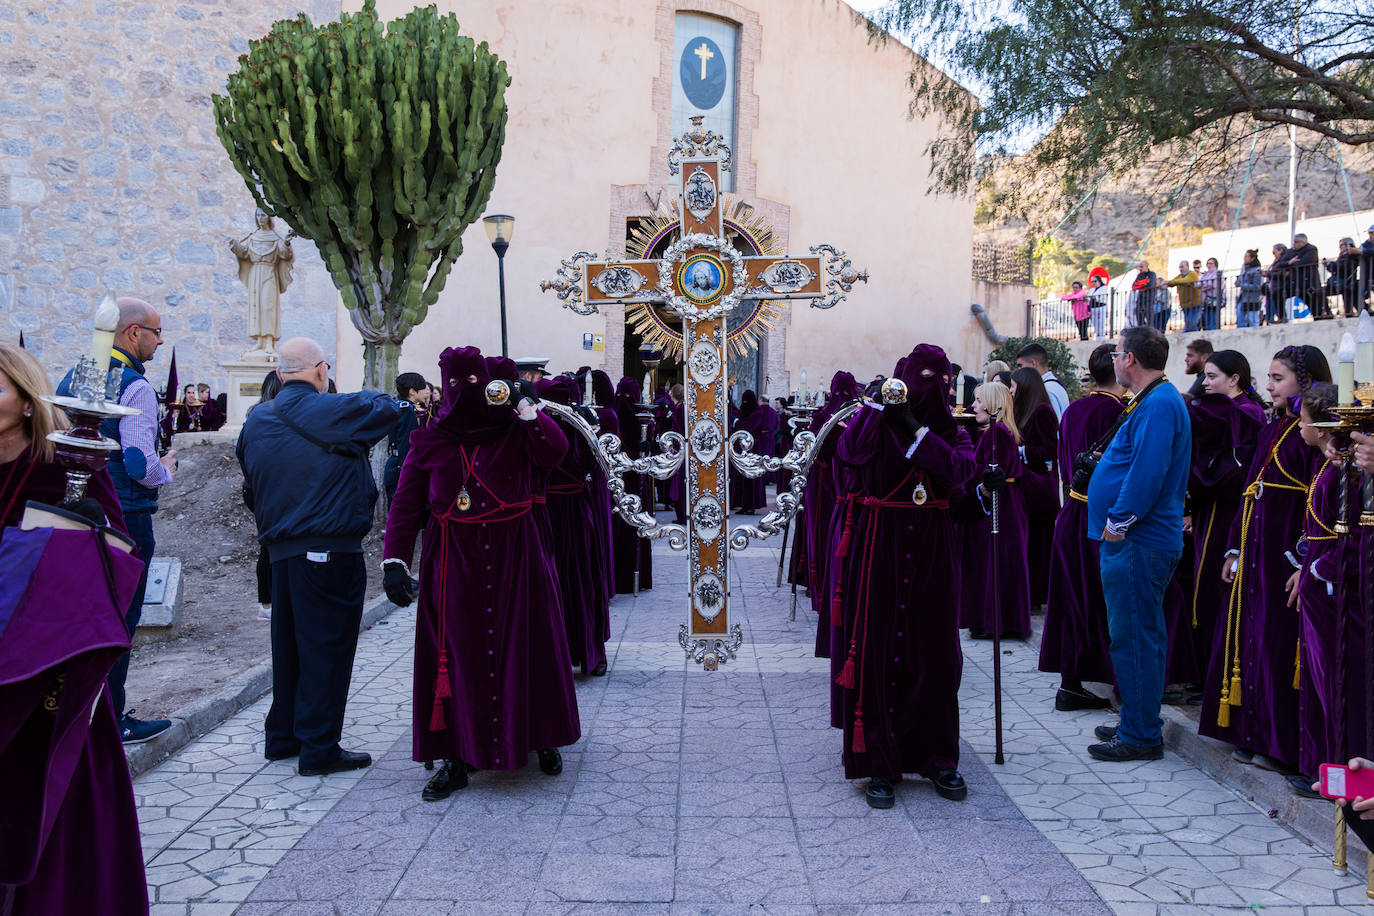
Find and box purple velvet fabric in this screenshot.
[828,346,977,783]
[730,390,777,513]
[1040,391,1125,682]
[0,449,126,536]
[0,526,148,914]
[384,347,580,769]
[957,422,1031,636]
[1199,413,1319,766]
[1019,402,1060,606]
[611,377,653,593]
[536,376,613,674]
[1186,394,1266,682]
[1297,460,1366,776]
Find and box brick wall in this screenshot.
[0,0,343,394]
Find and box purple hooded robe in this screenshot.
[730,390,777,513]
[536,375,614,675]
[0,523,148,915]
[384,347,580,768]
[802,372,861,657]
[590,371,619,596]
[1297,459,1366,776]
[611,376,654,593]
[957,421,1031,636]
[1039,391,1125,682]
[1186,393,1265,681]
[1199,411,1318,766]
[829,346,977,782]
[1019,403,1060,606]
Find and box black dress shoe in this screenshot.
[1094,724,1118,741]
[866,777,895,809]
[591,660,608,677]
[1056,688,1112,712]
[1288,773,1322,799]
[299,749,372,776]
[422,759,469,801]
[932,769,968,801]
[1088,737,1163,762]
[537,748,563,776]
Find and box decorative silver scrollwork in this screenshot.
[541,401,688,550]
[679,623,744,670]
[539,251,598,315]
[668,116,733,176]
[808,244,870,310]
[658,232,748,320]
[758,258,817,294]
[591,265,647,299]
[727,399,863,550]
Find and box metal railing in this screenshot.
[1032,265,1374,341]
[972,243,1033,285]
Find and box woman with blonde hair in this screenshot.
[957,380,1031,638]
[983,359,1010,384]
[0,344,125,533]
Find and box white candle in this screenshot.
[89,290,118,368]
[1357,312,1374,387]
[1338,332,1356,405]
[584,371,592,406]
[799,369,808,401]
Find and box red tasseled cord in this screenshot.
[835,499,856,558]
[852,704,867,753]
[834,641,857,689]
[429,696,446,731]
[434,650,453,699]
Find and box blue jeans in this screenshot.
[1099,538,1180,747]
[109,510,155,719]
[1238,308,1261,328]
[1151,308,1171,332]
[1182,306,1201,331]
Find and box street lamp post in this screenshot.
[483,214,516,357]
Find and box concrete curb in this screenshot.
[125,593,400,779]
[1160,704,1370,869]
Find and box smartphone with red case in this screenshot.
[1319,763,1374,800]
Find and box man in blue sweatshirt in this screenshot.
[1085,326,1191,762]
[237,338,398,776]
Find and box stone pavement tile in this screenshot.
[538,852,676,903]
[550,814,677,857]
[580,725,682,754]
[235,900,383,916]
[674,816,809,904]
[679,779,791,818]
[389,853,547,902]
[565,779,679,818]
[243,845,413,903]
[674,906,817,916]
[579,749,682,783]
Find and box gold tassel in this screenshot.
[1229,669,1243,706]
[1293,641,1302,691]
[1217,702,1231,728]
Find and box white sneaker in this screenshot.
[258,605,272,621]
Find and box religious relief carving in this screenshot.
[689,419,722,463]
[684,167,717,223]
[591,265,648,299]
[691,495,724,541]
[657,233,747,320]
[757,258,817,295]
[687,340,721,386]
[692,573,726,622]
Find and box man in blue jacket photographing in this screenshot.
[1085,326,1191,763]
[237,337,398,776]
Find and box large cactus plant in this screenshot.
[212,0,510,389]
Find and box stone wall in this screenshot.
[0,0,342,394]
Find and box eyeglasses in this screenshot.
[135,325,163,338]
[315,360,330,371]
[1110,351,1130,361]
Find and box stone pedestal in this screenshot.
[222,356,277,434]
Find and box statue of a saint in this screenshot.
[229,210,295,357]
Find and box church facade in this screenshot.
[350,0,982,395]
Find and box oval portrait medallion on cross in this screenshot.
[677,253,727,307]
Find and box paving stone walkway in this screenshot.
[136,541,1371,914]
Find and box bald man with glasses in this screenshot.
[56,296,180,744]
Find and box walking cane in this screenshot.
[988,464,1006,765]
[776,518,790,588]
[632,418,650,595]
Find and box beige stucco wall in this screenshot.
[344,0,975,393]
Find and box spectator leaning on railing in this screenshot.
[1129,261,1157,328]
[1325,237,1362,318]
[1265,243,1289,324]
[1169,261,1201,332]
[1236,249,1264,328]
[1197,257,1222,330]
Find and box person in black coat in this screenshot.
[236,337,398,777]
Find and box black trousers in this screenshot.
[255,549,272,605]
[266,551,365,767]
[109,510,155,719]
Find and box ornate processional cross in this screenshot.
[540,118,867,669]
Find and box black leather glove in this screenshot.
[982,466,1007,493]
[513,379,539,405]
[383,563,418,607]
[897,403,924,439]
[63,497,108,527]
[574,404,599,426]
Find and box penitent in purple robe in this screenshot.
[1199,412,1318,766]
[1019,403,1060,607]
[590,371,619,597]
[0,524,148,915]
[730,390,777,513]
[803,372,862,657]
[1040,391,1125,683]
[1186,393,1265,682]
[828,346,977,783]
[1297,459,1366,777]
[611,377,654,593]
[537,376,613,675]
[957,422,1031,636]
[384,348,580,770]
